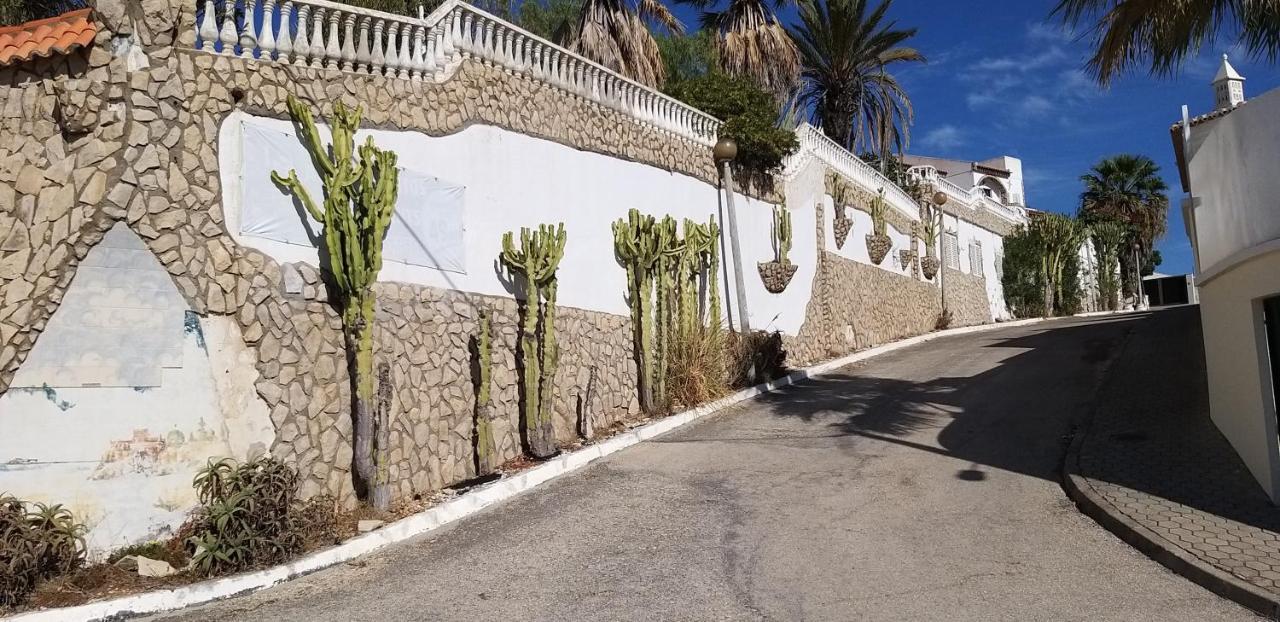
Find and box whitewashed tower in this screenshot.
[1213,54,1246,110]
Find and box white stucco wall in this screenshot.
[1186,86,1280,273]
[1183,84,1280,502]
[1197,250,1280,501]
[220,113,818,336]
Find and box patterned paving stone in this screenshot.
[1077,306,1280,601]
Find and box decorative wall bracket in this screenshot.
[757,261,798,293]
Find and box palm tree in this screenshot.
[1053,0,1280,85]
[563,0,684,87]
[788,0,924,156]
[1077,154,1169,298]
[678,0,800,98]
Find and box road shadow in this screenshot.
[738,314,1144,483]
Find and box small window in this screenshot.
[971,240,984,277]
[944,231,960,270]
[995,251,1004,282]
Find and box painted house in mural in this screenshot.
[1172,55,1280,502]
[1,0,1028,556]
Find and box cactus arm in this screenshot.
[270,170,326,223]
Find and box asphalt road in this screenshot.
[146,310,1257,621]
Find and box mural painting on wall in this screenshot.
[0,223,273,556]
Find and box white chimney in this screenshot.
[1212,54,1246,110]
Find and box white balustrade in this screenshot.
[906,165,1026,225]
[789,124,920,222]
[190,0,722,146]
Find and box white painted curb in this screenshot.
[7,311,1128,622]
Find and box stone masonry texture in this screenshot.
[0,0,1007,509]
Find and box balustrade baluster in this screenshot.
[239,0,258,58]
[198,0,218,51]
[324,9,342,69]
[426,25,441,75]
[385,22,401,76]
[411,24,426,79]
[274,0,292,61]
[340,13,356,71]
[291,3,309,65]
[459,13,474,57]
[481,20,494,65]
[369,18,385,76]
[307,6,325,68]
[396,21,412,78]
[259,0,277,59]
[218,0,238,54]
[355,16,371,73]
[445,11,460,62]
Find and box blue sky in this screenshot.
[668,0,1280,275]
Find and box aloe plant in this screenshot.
[271,94,398,510]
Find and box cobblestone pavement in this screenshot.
[1076,305,1280,608]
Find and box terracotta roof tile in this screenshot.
[0,8,96,67]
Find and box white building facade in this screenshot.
[1173,55,1280,501]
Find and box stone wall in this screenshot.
[786,201,942,366]
[0,1,659,507]
[942,267,994,328]
[1,0,1018,523]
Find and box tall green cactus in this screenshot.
[654,217,684,410]
[271,94,398,510]
[613,209,660,413]
[1091,220,1127,311]
[772,205,793,265]
[473,311,497,476]
[1030,213,1081,318]
[500,223,566,459]
[869,188,889,237]
[918,199,943,256]
[614,210,724,413]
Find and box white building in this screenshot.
[903,154,1027,208]
[1172,55,1280,501]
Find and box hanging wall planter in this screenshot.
[866,233,892,265]
[827,173,854,250]
[757,261,799,293]
[899,249,916,272]
[865,188,892,265]
[758,204,797,293]
[921,255,940,281]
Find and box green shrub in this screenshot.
[665,72,798,188]
[185,457,333,576]
[0,495,86,607]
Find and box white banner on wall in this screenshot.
[238,119,467,274]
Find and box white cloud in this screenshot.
[920,125,964,150]
[1018,95,1055,118]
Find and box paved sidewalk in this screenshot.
[1068,306,1280,617]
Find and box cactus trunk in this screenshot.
[474,312,497,476]
[533,279,559,456]
[272,95,398,511]
[501,224,566,459]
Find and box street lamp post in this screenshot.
[715,137,751,333]
[931,189,949,316]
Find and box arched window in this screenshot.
[977,177,1009,204]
